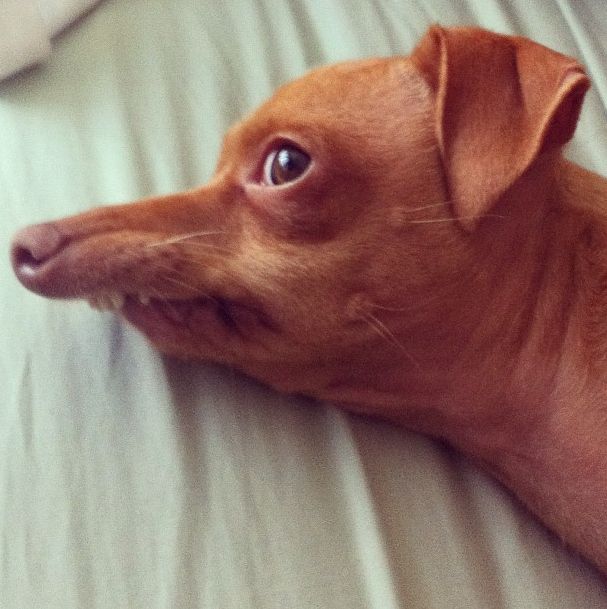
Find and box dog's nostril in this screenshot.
[12,244,42,275]
[10,223,66,280]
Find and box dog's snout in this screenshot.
[10,223,66,290]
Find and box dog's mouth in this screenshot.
[11,221,280,353]
[86,291,276,347]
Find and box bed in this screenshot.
[1,1,606,607]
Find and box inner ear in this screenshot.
[535,68,591,152]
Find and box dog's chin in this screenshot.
[120,294,275,359]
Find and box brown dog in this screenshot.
[10,26,607,575]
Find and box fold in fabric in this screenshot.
[0,0,102,81]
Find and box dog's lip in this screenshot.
[119,294,278,340]
[122,295,207,325]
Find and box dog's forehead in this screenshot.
[267,56,418,113]
[231,56,428,146]
[279,58,400,96]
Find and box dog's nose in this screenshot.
[10,223,66,290]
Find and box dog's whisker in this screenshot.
[152,255,242,290]
[165,245,236,259]
[174,252,235,268]
[164,299,187,320]
[152,266,222,305]
[368,302,408,313]
[405,214,505,225]
[361,312,420,369]
[148,262,212,298]
[403,202,449,213]
[178,243,236,255]
[162,275,214,298]
[146,230,227,248]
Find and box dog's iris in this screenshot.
[264,145,311,186]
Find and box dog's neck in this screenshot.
[320,157,607,572]
[465,161,607,444]
[476,161,607,571]
[325,158,601,424]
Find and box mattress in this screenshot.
[1,1,606,607]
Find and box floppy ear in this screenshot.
[411,26,590,229]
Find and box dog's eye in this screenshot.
[263,145,311,186]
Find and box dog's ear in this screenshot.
[411,26,590,229]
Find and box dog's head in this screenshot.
[11,26,589,398]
